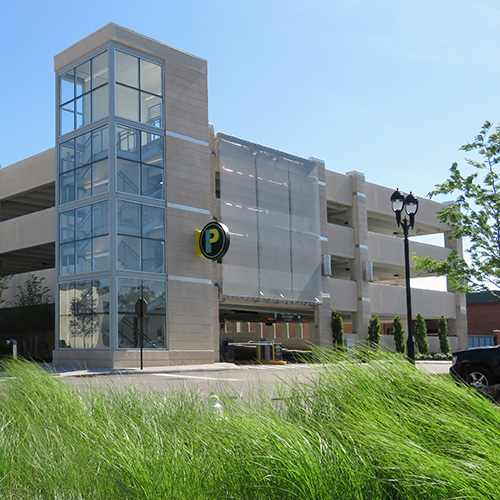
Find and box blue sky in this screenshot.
[2,0,500,203]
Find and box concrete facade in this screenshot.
[0,24,467,367]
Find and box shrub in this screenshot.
[438,315,450,355]
[414,313,429,355]
[331,311,345,347]
[393,315,405,354]
[367,316,381,346]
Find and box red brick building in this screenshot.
[467,292,500,346]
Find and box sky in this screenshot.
[2,0,500,201]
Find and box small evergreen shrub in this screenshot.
[415,313,429,355]
[367,316,381,347]
[438,315,450,355]
[331,311,345,348]
[393,315,405,354]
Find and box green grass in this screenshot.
[0,350,499,499]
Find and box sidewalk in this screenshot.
[41,362,240,378]
[40,359,452,378]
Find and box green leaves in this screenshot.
[417,121,500,293]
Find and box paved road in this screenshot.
[59,360,452,399]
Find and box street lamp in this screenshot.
[391,189,419,362]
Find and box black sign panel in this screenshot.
[199,221,230,260]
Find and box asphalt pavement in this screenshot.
[43,360,453,398]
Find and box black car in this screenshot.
[450,345,500,387]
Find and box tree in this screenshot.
[69,288,98,348]
[414,313,429,355]
[331,311,345,348]
[414,121,500,295]
[393,315,405,354]
[9,274,51,307]
[438,315,450,355]
[367,316,381,347]
[0,275,11,307]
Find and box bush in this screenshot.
[393,315,405,354]
[438,315,450,355]
[331,310,345,347]
[414,313,429,355]
[367,316,381,346]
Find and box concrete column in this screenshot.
[310,157,333,348]
[445,231,468,349]
[347,171,372,341]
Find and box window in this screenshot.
[117,200,165,273]
[117,278,166,348]
[116,125,164,199]
[115,50,163,127]
[59,126,109,204]
[59,201,109,275]
[59,51,108,135]
[59,279,110,348]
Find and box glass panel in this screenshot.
[143,279,166,311]
[143,280,166,346]
[146,315,166,347]
[60,140,75,173]
[142,164,163,199]
[141,132,163,166]
[60,171,75,204]
[95,313,110,347]
[117,278,141,312]
[93,160,108,195]
[118,313,138,348]
[75,60,91,96]
[117,235,141,270]
[92,201,108,236]
[142,239,164,273]
[83,93,91,127]
[116,85,139,122]
[59,283,72,316]
[92,127,108,161]
[75,132,92,167]
[140,59,162,95]
[117,159,140,195]
[75,205,92,240]
[92,51,108,88]
[140,93,162,127]
[60,242,75,275]
[93,235,109,271]
[76,166,92,200]
[60,106,75,135]
[60,70,75,104]
[142,205,164,239]
[59,210,75,243]
[117,278,141,347]
[69,281,96,348]
[76,239,92,273]
[92,85,108,122]
[59,315,72,347]
[116,51,138,88]
[95,279,110,313]
[117,200,141,235]
[117,125,140,161]
[75,97,83,129]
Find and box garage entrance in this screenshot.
[219,306,315,362]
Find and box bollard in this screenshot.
[6,339,17,360]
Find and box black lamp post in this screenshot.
[390,189,419,362]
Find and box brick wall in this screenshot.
[467,303,500,336]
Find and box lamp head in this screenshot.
[404,192,419,229]
[390,189,405,226]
